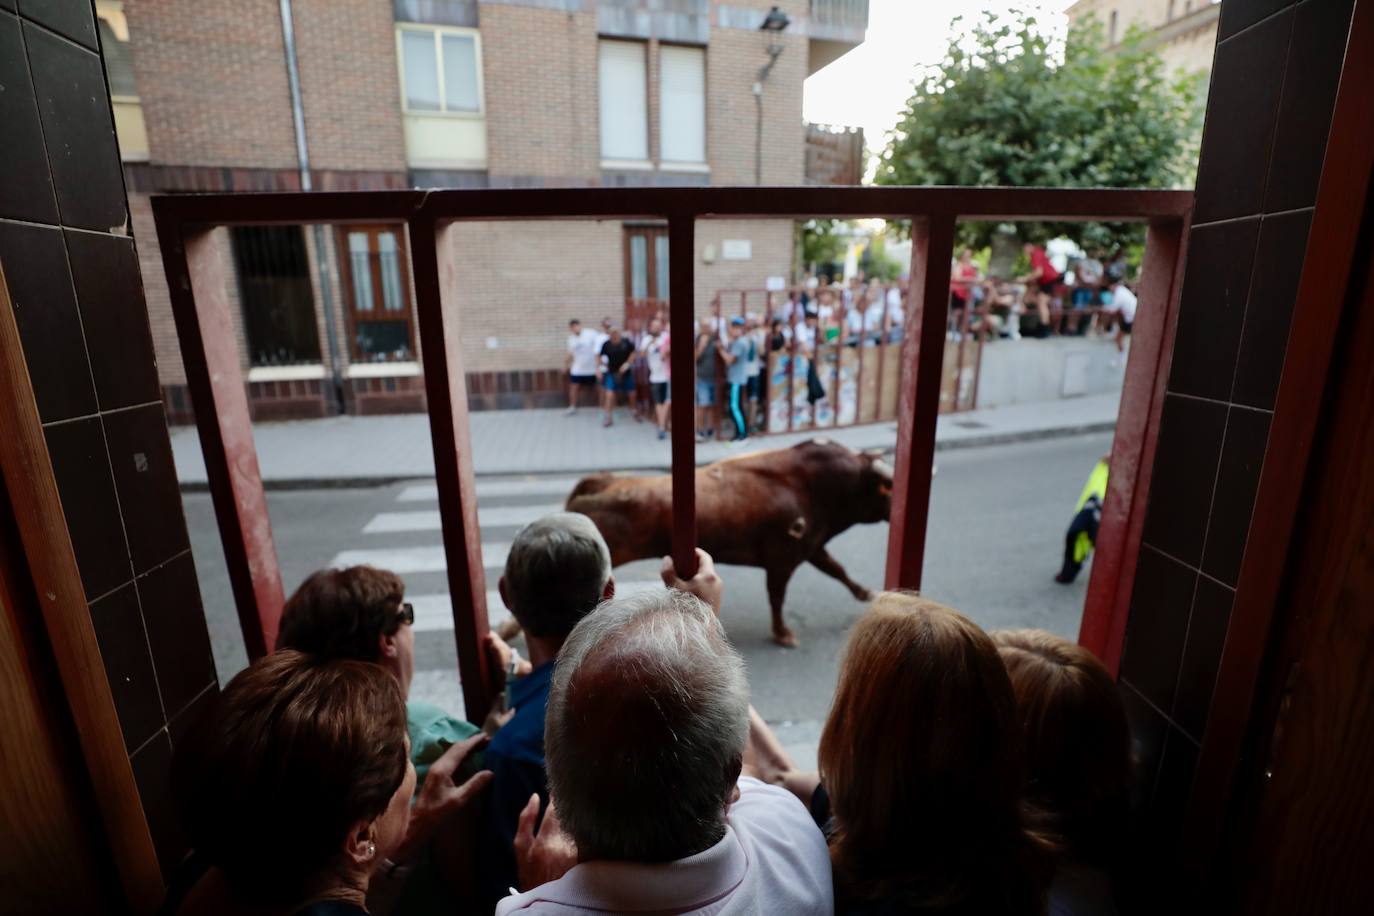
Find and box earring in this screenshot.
[365,841,376,860]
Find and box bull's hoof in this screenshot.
[772,627,800,648]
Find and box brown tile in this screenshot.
[65,230,161,410]
[102,405,190,574]
[0,220,97,422]
[1119,681,1168,813]
[1172,577,1235,741]
[1217,0,1295,41]
[1192,10,1293,224]
[17,0,96,49]
[1141,394,1228,567]
[129,729,188,882]
[1231,211,1312,409]
[1146,728,1200,851]
[24,22,127,231]
[90,582,162,750]
[0,11,58,223]
[1168,218,1261,401]
[137,553,216,720]
[1201,406,1272,585]
[168,682,218,752]
[1121,546,1199,715]
[1263,0,1356,212]
[45,417,132,599]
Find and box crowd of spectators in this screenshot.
[947,245,1138,349]
[563,271,908,443]
[164,506,1136,916]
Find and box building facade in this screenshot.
[97,0,867,420]
[1066,0,1220,77]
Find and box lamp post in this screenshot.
[754,6,791,186]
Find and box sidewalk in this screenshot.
[170,393,1121,488]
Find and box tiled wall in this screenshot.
[0,0,215,881]
[1117,0,1356,854]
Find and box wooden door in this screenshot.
[624,224,669,334]
[338,225,417,363]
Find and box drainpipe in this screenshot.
[279,0,345,413]
[753,43,785,186]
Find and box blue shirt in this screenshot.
[478,660,555,907]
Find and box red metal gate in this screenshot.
[153,186,1191,722]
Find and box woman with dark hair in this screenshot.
[992,629,1132,916]
[746,593,1053,915]
[164,651,489,916]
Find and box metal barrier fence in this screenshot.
[152,186,1192,720]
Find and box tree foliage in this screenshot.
[800,218,849,271]
[876,8,1201,249]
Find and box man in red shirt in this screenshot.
[1018,242,1059,335]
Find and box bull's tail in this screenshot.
[566,473,615,508]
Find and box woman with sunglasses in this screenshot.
[276,565,493,912]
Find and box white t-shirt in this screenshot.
[567,329,600,377]
[495,778,833,916]
[845,308,864,335]
[641,332,670,383]
[1112,285,1138,323]
[885,287,905,326]
[794,322,817,354]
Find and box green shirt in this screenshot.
[407,699,481,788]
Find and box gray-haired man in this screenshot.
[478,512,616,906]
[497,550,833,915]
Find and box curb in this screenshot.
[176,422,1115,493]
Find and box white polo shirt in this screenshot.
[496,778,833,916]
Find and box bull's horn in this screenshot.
[872,458,894,479]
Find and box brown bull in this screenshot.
[565,439,892,646]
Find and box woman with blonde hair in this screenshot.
[992,630,1132,915]
[747,593,1052,915]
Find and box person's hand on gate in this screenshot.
[660,548,723,616]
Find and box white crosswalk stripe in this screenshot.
[408,580,668,633]
[399,478,583,502]
[362,502,567,534]
[329,542,510,573]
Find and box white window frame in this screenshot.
[658,43,707,167]
[395,23,485,119]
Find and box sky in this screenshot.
[803,0,1077,171]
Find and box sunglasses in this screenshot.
[395,602,415,627]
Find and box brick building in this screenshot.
[97,0,868,420]
[1066,0,1221,77]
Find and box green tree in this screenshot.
[799,218,849,271]
[876,8,1199,250]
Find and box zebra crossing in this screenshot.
[329,475,664,635]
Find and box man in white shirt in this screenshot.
[497,552,833,916]
[639,316,671,440]
[564,319,600,414]
[1108,280,1138,353]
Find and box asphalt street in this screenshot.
[184,430,1112,769]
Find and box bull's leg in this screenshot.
[766,565,800,648]
[808,546,876,602]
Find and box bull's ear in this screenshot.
[879,479,893,496]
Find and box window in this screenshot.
[338,226,416,363]
[230,227,321,367]
[624,225,669,331]
[659,45,706,165]
[95,1,148,161]
[398,26,482,114]
[599,40,649,162]
[1108,10,1118,43]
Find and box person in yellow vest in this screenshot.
[1056,457,1109,584]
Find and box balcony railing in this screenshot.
[152,185,1192,722]
[810,0,870,40]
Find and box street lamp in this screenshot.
[754,6,791,185]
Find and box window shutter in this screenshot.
[598,40,648,161]
[659,46,705,164]
[442,33,480,112]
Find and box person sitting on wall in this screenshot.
[275,566,495,911]
[499,550,834,915]
[475,513,618,908]
[992,629,1133,916]
[1018,242,1060,337]
[743,593,1054,915]
[164,650,490,916]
